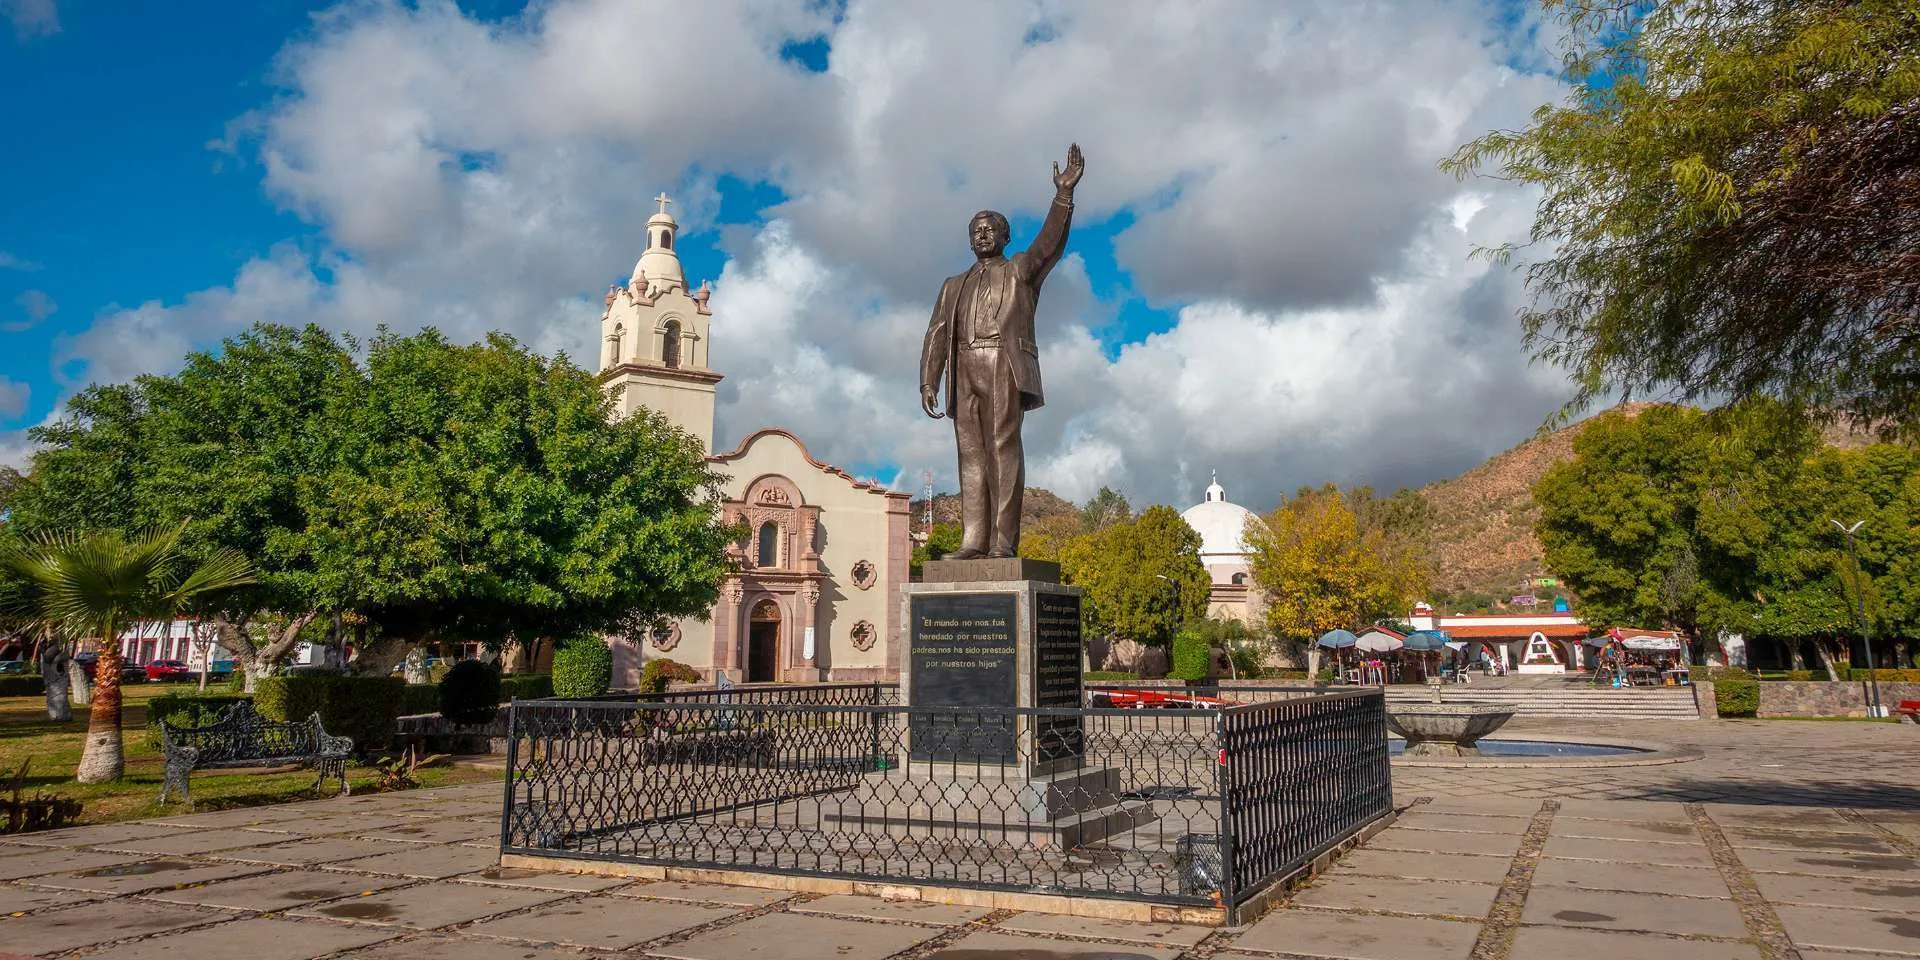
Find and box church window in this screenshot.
[1231,573,1246,586]
[662,320,682,368]
[756,521,780,568]
[661,230,672,251]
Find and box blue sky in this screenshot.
[1,0,1571,509]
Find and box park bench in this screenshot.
[1895,699,1920,724]
[158,701,353,807]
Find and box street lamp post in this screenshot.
[1830,519,1885,717]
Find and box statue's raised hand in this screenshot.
[1053,143,1084,192]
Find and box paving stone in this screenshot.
[97,829,295,856]
[1234,909,1480,959]
[353,819,496,844]
[1749,870,1920,911]
[84,915,403,960]
[328,842,497,878]
[1700,806,1853,829]
[330,933,592,960]
[789,894,993,925]
[1555,800,1693,821]
[0,886,95,915]
[26,857,272,895]
[1418,796,1547,817]
[0,849,137,881]
[0,897,215,955]
[3,821,179,849]
[455,865,633,892]
[141,868,413,911]
[1326,848,1514,884]
[1391,811,1531,835]
[1532,859,1731,898]
[1553,819,1700,843]
[649,911,943,960]
[214,836,409,866]
[616,880,797,907]
[1542,835,1716,867]
[1734,847,1920,879]
[1509,926,1763,959]
[927,930,1182,960]
[1367,827,1523,857]
[244,815,418,837]
[1723,826,1901,855]
[1292,876,1499,919]
[288,880,565,929]
[1775,903,1920,955]
[466,895,732,950]
[146,806,318,829]
[1519,887,1750,938]
[994,912,1212,946]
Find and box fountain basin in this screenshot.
[1384,703,1516,757]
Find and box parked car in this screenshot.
[144,659,192,682]
[0,660,30,675]
[120,663,146,684]
[207,659,238,678]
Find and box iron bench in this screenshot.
[158,701,352,806]
[1895,699,1920,724]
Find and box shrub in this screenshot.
[1270,669,1311,681]
[145,693,252,747]
[553,638,613,699]
[1852,667,1920,683]
[499,674,553,700]
[254,674,407,752]
[437,660,502,726]
[638,658,700,695]
[1714,673,1760,718]
[1083,671,1140,682]
[398,685,440,717]
[0,676,45,698]
[1170,630,1210,683]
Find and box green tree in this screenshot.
[1057,505,1209,648]
[1078,487,1133,532]
[1444,0,1920,433]
[10,323,735,682]
[1248,485,1429,646]
[911,523,962,575]
[1,524,253,782]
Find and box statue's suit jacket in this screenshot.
[921,192,1075,416]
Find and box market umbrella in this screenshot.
[1316,629,1358,649]
[1355,631,1404,653]
[1402,630,1449,652]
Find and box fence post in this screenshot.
[498,700,520,854]
[1216,707,1237,921]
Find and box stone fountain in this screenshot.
[1384,681,1516,757]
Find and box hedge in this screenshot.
[638,658,699,695]
[1851,667,1920,683]
[554,639,613,698]
[253,674,406,752]
[398,684,440,717]
[438,661,501,726]
[1714,673,1759,718]
[501,673,552,700]
[145,693,252,747]
[0,676,45,697]
[1170,631,1210,683]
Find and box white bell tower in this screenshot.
[598,192,720,452]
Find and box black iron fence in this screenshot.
[499,685,1389,921]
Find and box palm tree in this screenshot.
[1,525,254,783]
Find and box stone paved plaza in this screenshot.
[0,717,1915,959]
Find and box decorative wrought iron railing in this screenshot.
[498,685,1390,921]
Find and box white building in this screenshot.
[1179,473,1263,625]
[599,195,912,685]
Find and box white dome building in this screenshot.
[1181,473,1263,624]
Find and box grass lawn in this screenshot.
[0,683,499,826]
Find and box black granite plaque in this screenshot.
[909,593,1018,763]
[1033,591,1085,762]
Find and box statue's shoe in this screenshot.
[986,550,1016,559]
[947,548,987,560]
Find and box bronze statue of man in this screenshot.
[920,144,1084,559]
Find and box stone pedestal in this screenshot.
[833,561,1155,847]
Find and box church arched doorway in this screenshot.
[747,599,781,683]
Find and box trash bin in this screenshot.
[1176,834,1223,896]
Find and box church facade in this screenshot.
[599,196,912,685]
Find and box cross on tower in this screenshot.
[654,192,673,215]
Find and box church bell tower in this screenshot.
[598,192,721,452]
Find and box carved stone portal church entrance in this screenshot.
[748,600,781,683]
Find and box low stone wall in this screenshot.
[1757,680,1920,718]
[395,709,509,754]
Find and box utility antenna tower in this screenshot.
[921,469,935,533]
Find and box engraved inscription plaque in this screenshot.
[909,593,1018,763]
[1033,591,1084,762]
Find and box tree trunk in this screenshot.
[74,637,124,784]
[1788,640,1806,672]
[37,643,70,723]
[67,660,90,706]
[350,634,413,679]
[1811,638,1844,683]
[211,611,317,691]
[402,647,429,685]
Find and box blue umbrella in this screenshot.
[1402,630,1449,652]
[1316,629,1359,649]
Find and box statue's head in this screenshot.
[969,210,1009,258]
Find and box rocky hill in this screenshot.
[908,488,1079,528]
